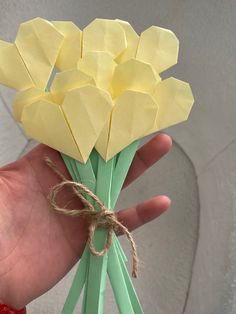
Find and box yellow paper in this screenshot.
[152,77,194,130]
[15,17,64,90]
[136,26,179,74]
[95,119,111,160]
[112,59,160,98]
[13,87,52,122]
[77,51,116,93]
[0,41,11,49]
[62,85,113,162]
[22,99,83,161]
[52,21,82,71]
[82,18,127,58]
[0,17,194,163]
[115,19,139,64]
[0,40,33,90]
[96,90,158,160]
[50,68,95,104]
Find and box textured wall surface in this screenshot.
[0,0,235,313]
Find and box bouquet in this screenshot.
[0,17,194,313]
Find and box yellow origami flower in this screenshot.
[0,17,194,163]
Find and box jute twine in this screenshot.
[45,157,138,278]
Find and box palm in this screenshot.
[0,134,172,310]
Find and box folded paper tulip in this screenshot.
[0,17,194,314]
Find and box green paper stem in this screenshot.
[90,150,126,264]
[61,154,97,313]
[111,140,139,209]
[82,156,114,313]
[114,238,127,263]
[60,141,142,313]
[109,141,139,265]
[111,239,144,314]
[73,158,98,314]
[61,248,89,314]
[107,241,134,314]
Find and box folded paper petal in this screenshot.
[0,40,34,90]
[112,59,160,98]
[115,19,139,64]
[52,21,82,71]
[21,99,83,161]
[82,18,127,58]
[50,69,95,104]
[94,120,111,161]
[152,77,194,131]
[62,85,113,162]
[0,17,194,165]
[13,87,52,122]
[136,26,179,74]
[96,90,158,160]
[77,51,116,93]
[15,17,64,90]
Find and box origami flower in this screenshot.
[0,18,195,314]
[0,17,193,162]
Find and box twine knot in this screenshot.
[45,157,138,278]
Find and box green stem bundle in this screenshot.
[60,141,143,314]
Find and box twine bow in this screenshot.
[45,157,138,277]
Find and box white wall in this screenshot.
[0,1,235,313]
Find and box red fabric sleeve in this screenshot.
[0,304,26,314]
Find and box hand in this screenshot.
[0,133,172,310]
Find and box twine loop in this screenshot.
[45,157,138,277]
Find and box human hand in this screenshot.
[0,133,172,310]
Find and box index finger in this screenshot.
[123,133,172,188]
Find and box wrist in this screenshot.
[0,303,26,313]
